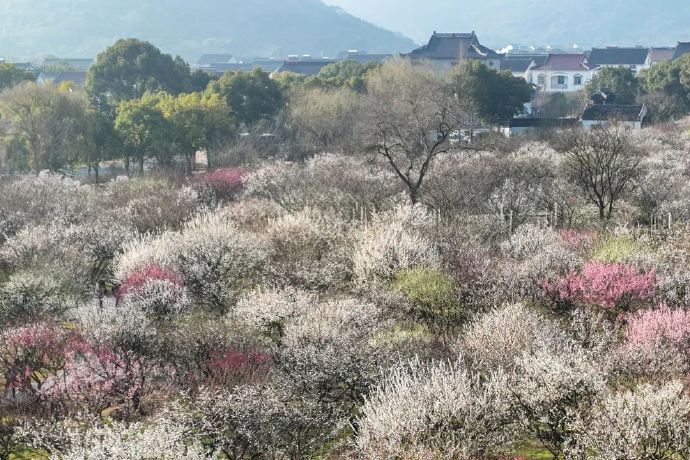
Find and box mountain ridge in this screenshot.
[0,0,416,61]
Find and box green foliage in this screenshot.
[86,38,193,116]
[589,234,645,263]
[585,67,640,105]
[0,82,86,173]
[208,68,283,127]
[305,60,380,92]
[452,60,533,125]
[0,63,36,92]
[640,54,690,117]
[393,267,461,327]
[114,93,173,173]
[156,91,235,170]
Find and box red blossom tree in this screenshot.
[194,167,249,201]
[203,348,272,387]
[118,265,182,299]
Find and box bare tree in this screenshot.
[562,124,641,221]
[363,59,465,204]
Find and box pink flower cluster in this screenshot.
[194,168,249,200]
[543,262,657,313]
[0,322,71,394]
[118,265,182,298]
[40,338,159,413]
[625,305,690,347]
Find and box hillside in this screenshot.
[326,0,690,48]
[0,0,415,61]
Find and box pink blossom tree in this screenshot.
[0,322,73,399]
[543,261,657,316]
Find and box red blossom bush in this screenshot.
[118,265,183,299]
[0,322,73,397]
[543,261,657,315]
[204,348,272,387]
[194,168,249,201]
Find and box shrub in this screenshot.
[392,267,460,327]
[0,322,72,398]
[461,303,566,372]
[20,414,204,460]
[615,305,690,379]
[357,359,515,459]
[542,261,657,315]
[575,381,690,459]
[511,344,606,458]
[0,271,71,323]
[193,167,248,201]
[264,208,352,290]
[352,205,439,287]
[118,265,190,320]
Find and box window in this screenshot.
[574,75,583,86]
[537,74,546,85]
[557,76,566,85]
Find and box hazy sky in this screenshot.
[323,0,690,48]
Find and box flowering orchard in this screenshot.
[3,120,690,458]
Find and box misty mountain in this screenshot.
[0,0,415,61]
[325,0,690,48]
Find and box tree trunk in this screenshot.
[124,155,130,177]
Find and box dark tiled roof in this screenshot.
[43,58,93,71]
[586,47,648,66]
[407,32,501,61]
[347,54,390,64]
[531,53,593,72]
[275,59,337,76]
[508,117,579,128]
[501,54,548,72]
[53,71,88,86]
[580,103,645,121]
[648,47,675,63]
[672,42,690,60]
[197,54,234,66]
[204,62,281,75]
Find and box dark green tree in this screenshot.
[86,39,192,116]
[452,61,533,125]
[208,68,283,127]
[0,63,36,92]
[585,67,640,104]
[639,55,690,118]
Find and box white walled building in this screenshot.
[526,53,596,93]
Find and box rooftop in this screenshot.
[530,53,594,72]
[648,47,675,63]
[275,59,338,76]
[586,47,648,66]
[672,42,690,60]
[407,31,501,61]
[580,103,646,122]
[500,54,548,73]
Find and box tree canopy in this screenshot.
[208,69,283,127]
[452,61,533,125]
[86,39,194,116]
[585,67,640,105]
[0,63,36,92]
